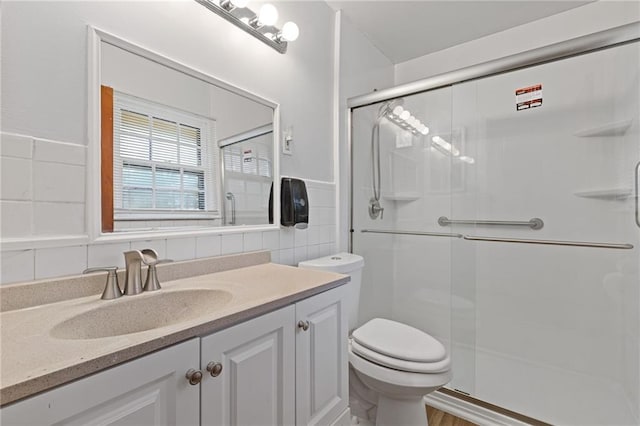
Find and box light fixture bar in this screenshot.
[194,0,288,54]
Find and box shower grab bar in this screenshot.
[361,229,463,238]
[464,235,633,250]
[438,216,544,230]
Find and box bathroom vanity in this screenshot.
[0,252,350,426]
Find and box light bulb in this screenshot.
[281,21,299,42]
[459,156,475,164]
[231,0,249,8]
[420,126,430,135]
[392,106,404,116]
[258,4,278,26]
[399,110,410,120]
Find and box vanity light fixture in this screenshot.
[195,0,299,54]
[385,105,430,135]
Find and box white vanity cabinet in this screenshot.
[295,284,349,426]
[200,305,296,425]
[1,284,348,426]
[0,339,201,426]
[199,284,349,426]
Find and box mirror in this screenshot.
[97,35,276,233]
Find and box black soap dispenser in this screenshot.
[269,178,309,229]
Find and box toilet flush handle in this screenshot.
[298,320,310,331]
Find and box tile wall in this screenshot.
[0,132,337,284]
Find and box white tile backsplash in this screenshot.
[0,172,337,284]
[131,239,168,259]
[294,246,308,265]
[318,243,335,257]
[279,248,295,266]
[88,242,131,268]
[33,139,86,166]
[221,233,243,255]
[35,245,87,280]
[33,162,84,203]
[1,157,32,200]
[1,133,33,159]
[279,227,294,249]
[262,230,280,251]
[306,225,319,245]
[1,201,32,238]
[243,232,262,252]
[166,238,196,261]
[195,235,221,258]
[33,202,85,235]
[306,244,320,260]
[1,249,35,284]
[294,227,308,247]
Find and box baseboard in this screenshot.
[424,391,533,426]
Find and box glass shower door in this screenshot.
[351,86,461,368]
[450,40,640,424]
[220,126,273,226]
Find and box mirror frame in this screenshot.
[87,26,281,242]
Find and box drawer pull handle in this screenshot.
[298,320,310,331]
[185,368,203,385]
[206,362,223,377]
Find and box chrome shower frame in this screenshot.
[347,22,640,252]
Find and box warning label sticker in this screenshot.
[515,84,542,111]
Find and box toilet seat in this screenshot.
[352,318,447,363]
[351,340,450,373]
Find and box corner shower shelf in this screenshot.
[573,188,633,201]
[573,120,633,138]
[382,193,420,201]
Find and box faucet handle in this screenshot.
[83,267,122,300]
[142,254,173,292]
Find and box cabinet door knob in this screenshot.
[185,368,203,385]
[298,320,310,331]
[206,361,223,377]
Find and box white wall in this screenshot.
[336,11,394,252]
[394,1,640,85]
[0,1,339,284]
[101,42,272,141]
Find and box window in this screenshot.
[112,92,219,221]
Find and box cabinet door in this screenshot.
[200,305,295,426]
[295,285,349,426]
[0,339,200,426]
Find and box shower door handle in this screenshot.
[635,161,640,228]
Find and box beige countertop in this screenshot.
[0,255,349,406]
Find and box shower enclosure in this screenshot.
[350,26,640,425]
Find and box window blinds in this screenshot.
[113,92,219,219]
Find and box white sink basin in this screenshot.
[51,289,233,340]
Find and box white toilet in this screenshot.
[299,253,451,426]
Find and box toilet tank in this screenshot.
[298,253,364,330]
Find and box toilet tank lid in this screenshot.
[298,252,364,274]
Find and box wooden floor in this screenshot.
[426,405,477,426]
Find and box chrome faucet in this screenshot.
[123,249,172,295]
[123,250,145,295]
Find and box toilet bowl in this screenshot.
[299,253,451,426]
